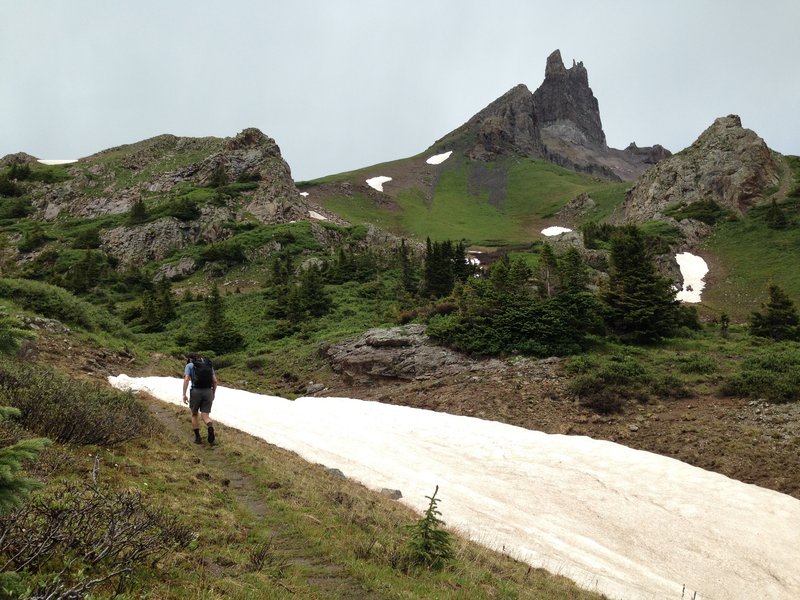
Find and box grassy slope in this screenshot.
[700,156,800,318]
[311,156,628,245]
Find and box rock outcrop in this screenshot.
[620,115,782,222]
[28,128,307,225]
[0,152,39,167]
[325,324,503,384]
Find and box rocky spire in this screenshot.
[532,49,606,148]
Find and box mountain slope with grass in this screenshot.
[3,46,800,598]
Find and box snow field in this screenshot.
[109,375,800,600]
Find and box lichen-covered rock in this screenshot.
[100,218,199,268]
[325,324,503,383]
[154,256,198,281]
[621,115,781,222]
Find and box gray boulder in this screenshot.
[325,324,502,384]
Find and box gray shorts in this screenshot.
[189,388,214,414]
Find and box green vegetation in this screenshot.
[664,199,729,225]
[704,196,800,315]
[0,277,127,334]
[603,226,687,343]
[750,284,800,341]
[313,157,629,245]
[403,486,454,571]
[721,344,800,402]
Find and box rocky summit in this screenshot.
[532,49,606,149]
[620,114,783,223]
[433,49,670,181]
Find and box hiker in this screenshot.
[182,352,218,444]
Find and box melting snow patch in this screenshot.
[110,374,800,600]
[426,150,453,165]
[366,176,392,192]
[308,210,327,221]
[541,226,573,236]
[37,159,77,165]
[675,252,708,303]
[299,191,309,197]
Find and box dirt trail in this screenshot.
[143,395,385,600]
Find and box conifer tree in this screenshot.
[155,278,176,322]
[537,242,559,298]
[603,226,680,343]
[404,485,454,570]
[0,407,49,513]
[765,199,788,230]
[399,238,418,295]
[422,238,455,298]
[128,199,148,225]
[196,284,244,353]
[559,246,589,293]
[286,264,331,322]
[750,284,800,341]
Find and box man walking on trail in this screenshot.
[182,352,218,445]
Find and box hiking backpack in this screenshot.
[191,358,214,389]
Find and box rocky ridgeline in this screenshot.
[5,128,312,269]
[621,115,782,223]
[432,49,670,181]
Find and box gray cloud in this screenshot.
[2,0,798,181]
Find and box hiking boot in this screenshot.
[194,437,202,444]
[207,426,215,445]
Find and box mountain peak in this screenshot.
[544,49,566,76]
[622,114,780,223]
[533,50,605,148]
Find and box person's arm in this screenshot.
[182,363,191,404]
[212,370,219,397]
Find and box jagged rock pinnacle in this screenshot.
[533,50,605,148]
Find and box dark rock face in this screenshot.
[435,84,546,161]
[621,115,781,223]
[532,49,606,148]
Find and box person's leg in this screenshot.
[202,413,215,443]
[189,391,203,443]
[200,392,215,444]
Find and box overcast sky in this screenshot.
[2,1,798,181]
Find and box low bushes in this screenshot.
[565,353,691,413]
[0,482,192,599]
[0,361,154,446]
[720,345,800,403]
[0,278,127,334]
